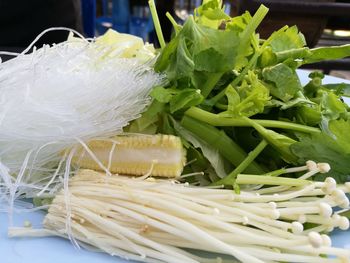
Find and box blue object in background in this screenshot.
[129,5,154,42]
[129,16,149,41]
[95,16,113,35]
[81,0,154,41]
[101,0,109,16]
[81,0,96,38]
[96,0,113,35]
[112,0,130,34]
[81,0,232,40]
[81,0,131,37]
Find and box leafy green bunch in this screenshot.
[127,0,350,185]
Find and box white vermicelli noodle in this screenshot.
[0,28,164,209]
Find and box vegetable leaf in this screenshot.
[155,15,240,94]
[169,89,203,113]
[194,0,230,29]
[168,37,195,80]
[220,72,270,117]
[295,105,322,126]
[188,18,240,72]
[247,118,298,163]
[304,44,350,64]
[269,26,306,52]
[320,91,348,121]
[323,83,350,97]
[269,97,314,110]
[291,128,350,183]
[150,86,178,103]
[173,120,227,178]
[262,63,302,102]
[125,101,164,134]
[291,120,350,183]
[328,119,350,153]
[141,0,350,186]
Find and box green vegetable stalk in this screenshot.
[181,116,264,174]
[138,0,350,185]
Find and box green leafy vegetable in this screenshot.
[245,117,298,163]
[292,136,350,183]
[304,44,350,64]
[269,26,306,52]
[134,0,350,185]
[262,63,302,102]
[194,0,230,29]
[169,89,203,113]
[181,116,264,174]
[150,86,177,103]
[172,119,227,179]
[323,82,350,97]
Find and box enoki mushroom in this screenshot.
[9,169,350,263]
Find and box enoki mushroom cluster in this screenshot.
[10,168,350,263]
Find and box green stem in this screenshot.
[263,168,287,177]
[238,5,269,54]
[185,107,321,134]
[212,139,268,186]
[148,0,165,49]
[201,73,224,99]
[206,84,230,106]
[181,116,265,174]
[242,116,298,163]
[166,12,181,34]
[231,25,292,87]
[231,51,261,87]
[214,103,227,110]
[236,174,311,186]
[230,5,269,87]
[206,6,269,104]
[276,47,311,62]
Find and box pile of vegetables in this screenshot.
[129,0,350,188]
[1,0,350,262]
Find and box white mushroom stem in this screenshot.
[45,216,210,263]
[277,205,331,218]
[8,168,350,263]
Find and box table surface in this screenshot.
[1,70,350,263]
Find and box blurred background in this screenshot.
[0,0,349,76]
